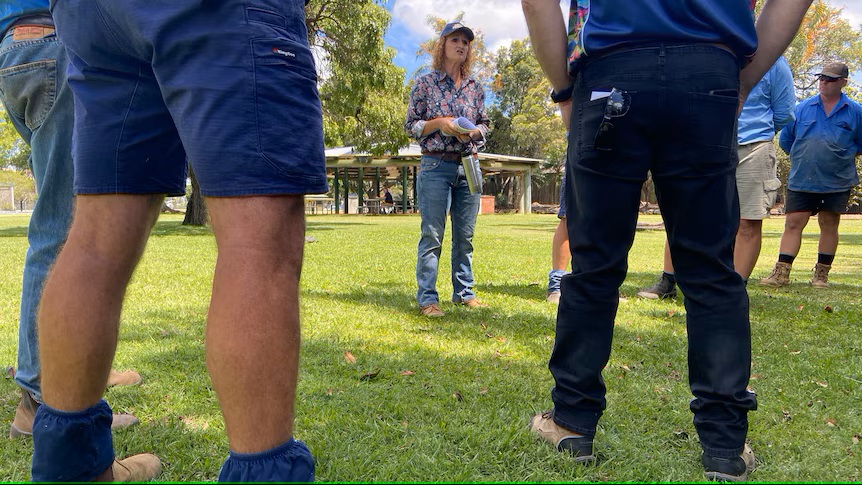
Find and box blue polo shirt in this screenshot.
[566,0,757,75]
[737,56,795,145]
[0,1,50,37]
[779,93,862,193]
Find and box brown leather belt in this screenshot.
[11,25,55,41]
[422,151,462,163]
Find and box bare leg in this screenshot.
[777,211,811,257]
[733,219,763,280]
[663,239,674,273]
[39,195,163,410]
[552,217,570,271]
[205,195,306,453]
[816,211,841,255]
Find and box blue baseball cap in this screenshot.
[440,21,474,42]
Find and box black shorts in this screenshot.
[785,189,851,215]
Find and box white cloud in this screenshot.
[391,0,529,45]
[837,1,862,28]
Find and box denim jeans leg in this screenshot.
[0,34,75,403]
[416,157,455,307]
[449,166,479,303]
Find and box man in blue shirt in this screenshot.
[639,56,797,298]
[760,61,862,289]
[522,0,812,481]
[1,1,141,451]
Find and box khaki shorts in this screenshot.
[736,141,781,220]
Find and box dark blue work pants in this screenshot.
[551,43,757,458]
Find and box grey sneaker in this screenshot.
[702,443,755,482]
[637,273,677,299]
[529,410,595,463]
[811,263,831,288]
[546,291,561,304]
[759,261,791,287]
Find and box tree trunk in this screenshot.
[182,166,208,226]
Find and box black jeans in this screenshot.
[551,44,757,458]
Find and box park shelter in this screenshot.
[322,143,543,214]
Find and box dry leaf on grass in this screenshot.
[344,351,357,365]
[399,370,415,376]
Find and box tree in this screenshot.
[780,1,862,99]
[308,0,409,155]
[0,112,30,171]
[485,39,566,208]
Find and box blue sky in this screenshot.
[382,0,862,81]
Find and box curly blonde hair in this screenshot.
[431,33,474,78]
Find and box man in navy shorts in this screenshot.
[32,0,325,481]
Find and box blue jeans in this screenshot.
[416,156,480,306]
[0,27,74,404]
[551,44,756,458]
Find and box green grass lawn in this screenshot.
[0,212,860,482]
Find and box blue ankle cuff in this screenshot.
[32,399,114,482]
[219,437,315,482]
[547,269,567,292]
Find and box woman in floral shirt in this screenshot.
[404,21,490,318]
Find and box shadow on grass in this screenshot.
[0,226,27,237]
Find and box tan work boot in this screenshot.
[759,261,791,287]
[529,410,596,463]
[9,391,140,438]
[108,369,143,387]
[459,298,488,308]
[95,454,162,482]
[420,303,445,317]
[811,263,831,288]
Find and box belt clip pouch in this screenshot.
[462,148,483,195]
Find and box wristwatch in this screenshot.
[550,84,574,103]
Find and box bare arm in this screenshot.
[521,0,573,93]
[739,0,813,102]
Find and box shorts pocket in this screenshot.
[764,178,782,210]
[252,38,323,176]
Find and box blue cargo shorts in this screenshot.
[51,0,328,197]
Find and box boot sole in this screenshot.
[704,470,748,482]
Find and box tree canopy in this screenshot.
[307,0,409,156]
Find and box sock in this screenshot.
[817,253,835,265]
[777,253,795,265]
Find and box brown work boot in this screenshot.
[9,391,140,439]
[95,454,162,482]
[459,298,488,308]
[759,261,791,287]
[529,410,596,464]
[811,263,831,288]
[108,369,143,387]
[420,303,445,317]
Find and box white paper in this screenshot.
[590,91,611,101]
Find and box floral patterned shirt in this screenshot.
[405,70,490,154]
